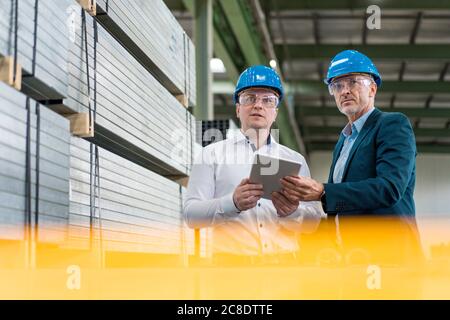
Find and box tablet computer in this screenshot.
[249,154,301,199]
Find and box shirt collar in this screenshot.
[230,129,275,146]
[342,107,375,137]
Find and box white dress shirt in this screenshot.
[183,130,323,255]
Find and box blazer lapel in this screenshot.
[341,108,382,180]
[328,133,345,183]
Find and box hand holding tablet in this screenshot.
[249,154,301,200]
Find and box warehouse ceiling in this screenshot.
[164,0,450,155]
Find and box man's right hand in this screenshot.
[232,178,264,212]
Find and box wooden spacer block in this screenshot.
[177,177,189,188]
[167,175,189,187]
[0,56,22,90]
[176,94,189,108]
[65,112,94,137]
[76,0,96,16]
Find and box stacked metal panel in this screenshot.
[63,12,195,177]
[96,0,196,106]
[0,0,198,258]
[0,0,72,100]
[0,82,70,243]
[69,136,193,254]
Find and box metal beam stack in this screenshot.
[0,0,197,263]
[96,0,196,106]
[0,81,70,243]
[0,0,71,100]
[62,10,195,177]
[69,137,194,254]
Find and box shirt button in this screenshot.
[259,223,263,228]
[264,243,268,248]
[258,203,261,207]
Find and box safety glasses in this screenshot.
[328,76,374,95]
[238,92,279,109]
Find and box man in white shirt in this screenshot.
[184,65,323,264]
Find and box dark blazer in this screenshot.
[322,108,423,265]
[323,108,416,217]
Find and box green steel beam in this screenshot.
[212,81,235,94]
[213,10,241,83]
[290,80,450,95]
[368,81,450,94]
[212,2,246,80]
[183,0,240,83]
[215,105,450,119]
[214,104,239,115]
[288,81,325,95]
[219,0,266,65]
[216,1,302,152]
[275,103,300,151]
[261,0,450,10]
[307,126,450,137]
[193,0,213,120]
[416,145,450,153]
[215,80,450,95]
[164,0,186,10]
[299,107,450,118]
[182,1,304,152]
[213,33,239,82]
[308,142,450,154]
[276,45,450,60]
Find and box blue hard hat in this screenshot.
[325,50,382,87]
[233,65,284,104]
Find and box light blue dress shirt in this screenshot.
[332,108,375,183]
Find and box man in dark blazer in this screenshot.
[280,50,423,265]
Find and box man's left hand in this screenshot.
[271,192,299,217]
